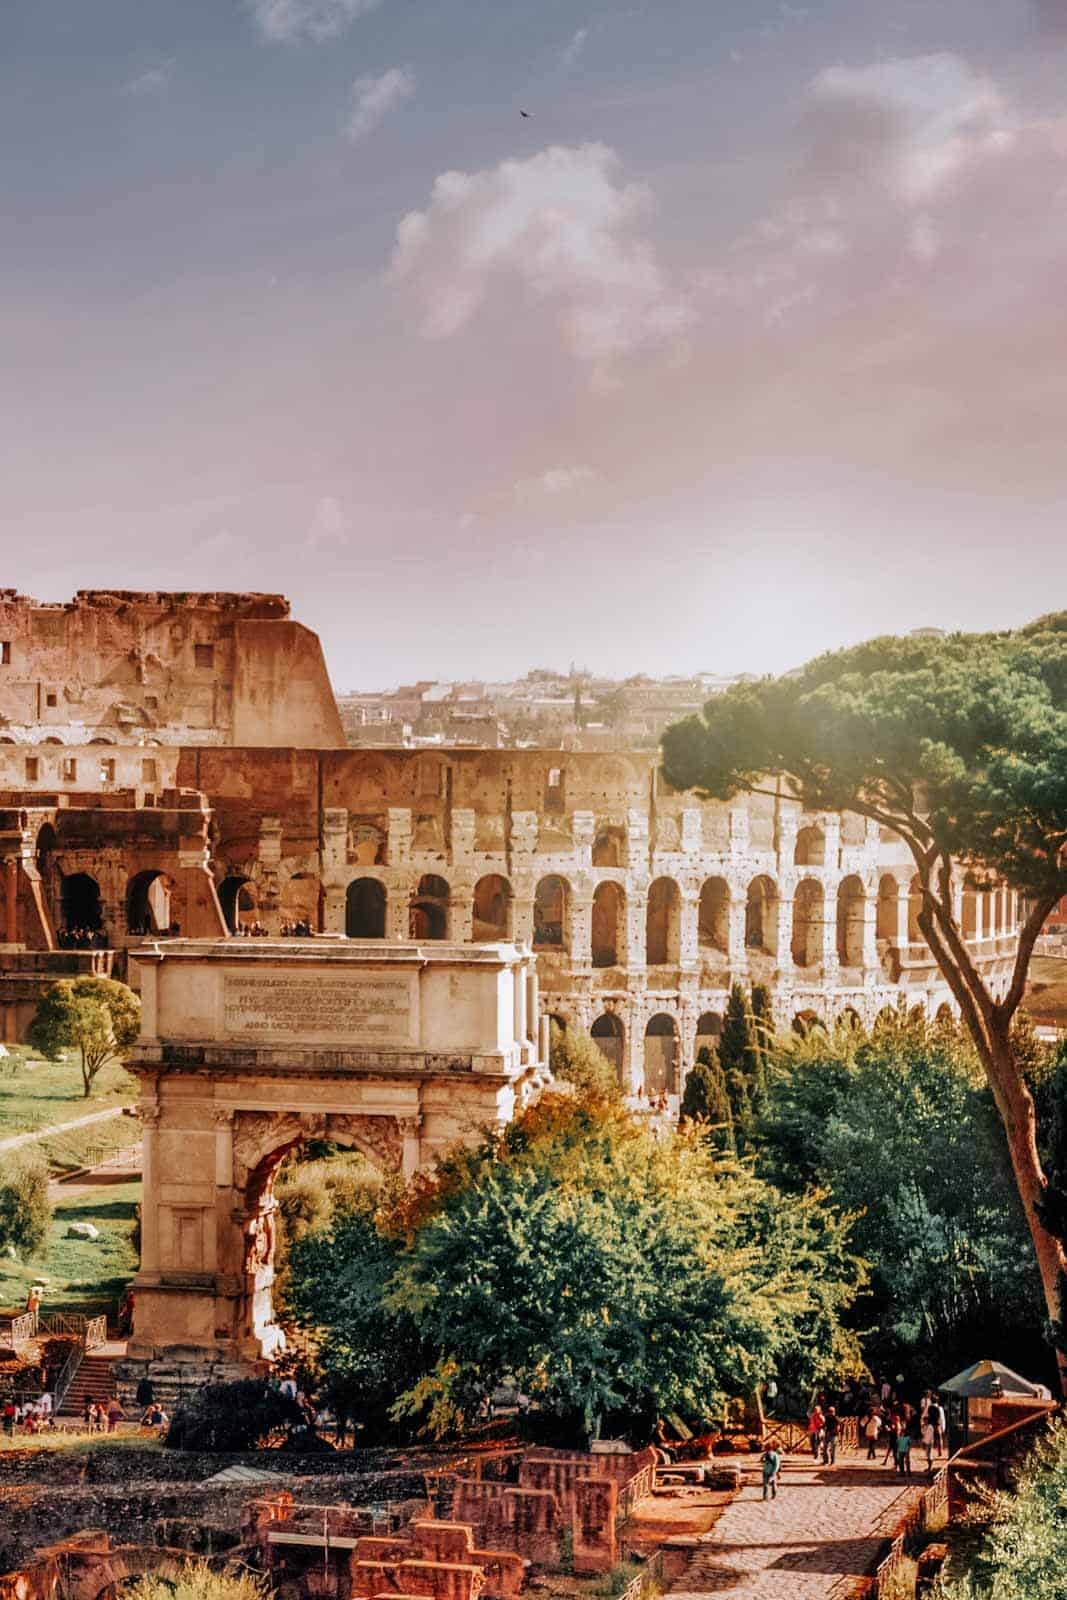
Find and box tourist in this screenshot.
[106,1398,125,1433]
[135,1375,155,1409]
[37,1388,52,1421]
[894,1423,913,1477]
[929,1396,946,1455]
[2,1397,15,1438]
[806,1403,825,1460]
[921,1413,936,1473]
[863,1410,882,1461]
[83,1395,94,1431]
[25,1286,41,1319]
[761,1445,782,1501]
[821,1406,840,1466]
[882,1411,900,1467]
[141,1402,168,1430]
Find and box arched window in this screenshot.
[219,875,257,934]
[876,874,898,942]
[126,870,175,935]
[794,824,825,867]
[695,1011,723,1056]
[697,878,730,955]
[533,875,568,950]
[472,875,510,940]
[592,827,624,868]
[746,876,778,956]
[591,881,625,967]
[410,874,448,940]
[591,1011,625,1079]
[644,1013,678,1095]
[645,877,680,966]
[836,875,865,966]
[61,872,103,933]
[791,879,823,968]
[792,1009,825,1038]
[346,878,386,938]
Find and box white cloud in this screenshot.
[122,62,173,97]
[305,495,352,549]
[246,0,382,43]
[391,143,691,366]
[514,465,598,502]
[561,28,588,70]
[346,67,415,142]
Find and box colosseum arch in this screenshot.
[792,1009,826,1037]
[410,873,449,939]
[876,873,899,942]
[644,1013,678,1095]
[219,874,257,934]
[646,877,680,966]
[472,874,511,940]
[791,879,823,968]
[697,877,730,954]
[695,1010,723,1057]
[346,877,386,938]
[591,1011,625,1080]
[591,880,625,967]
[794,824,826,867]
[592,826,626,868]
[745,876,778,956]
[61,870,103,933]
[534,874,569,950]
[126,869,175,935]
[836,875,866,967]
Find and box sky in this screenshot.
[2,0,1067,688]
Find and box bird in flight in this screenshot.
[520,109,531,118]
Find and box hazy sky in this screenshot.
[3,1,1067,688]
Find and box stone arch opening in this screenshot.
[237,1111,402,1360]
[346,877,386,938]
[126,869,175,935]
[592,826,625,868]
[873,1005,899,1031]
[644,1013,678,1096]
[794,824,825,867]
[591,881,625,967]
[695,1010,723,1057]
[61,871,103,934]
[907,875,924,944]
[472,874,510,940]
[534,875,569,950]
[410,874,449,940]
[745,876,778,956]
[935,1002,955,1025]
[792,1009,825,1037]
[840,1006,863,1031]
[876,874,898,942]
[791,879,823,968]
[645,877,680,966]
[836,875,866,967]
[591,1011,625,1081]
[219,874,257,933]
[698,877,730,955]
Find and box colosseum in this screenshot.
[0,590,1022,1099]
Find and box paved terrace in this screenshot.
[667,1452,930,1600]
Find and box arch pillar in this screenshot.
[451,886,474,942]
[776,895,795,976]
[571,893,593,966]
[322,887,345,935]
[626,893,647,971]
[727,895,748,976]
[512,894,535,948]
[678,891,700,971]
[386,887,407,941]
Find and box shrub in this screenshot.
[549,1022,619,1099]
[125,1563,268,1600]
[0,1148,51,1257]
[165,1378,308,1451]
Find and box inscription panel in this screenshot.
[222,972,415,1045]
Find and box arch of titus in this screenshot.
[124,937,547,1371]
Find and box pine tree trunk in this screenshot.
[987,1024,1067,1391]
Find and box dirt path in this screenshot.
[666,1450,931,1599]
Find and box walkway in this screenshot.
[0,1104,127,1153]
[667,1451,930,1600]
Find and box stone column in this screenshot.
[727,894,748,977]
[526,965,539,1046]
[513,963,528,1046]
[322,888,345,936]
[821,884,839,975]
[776,894,795,976]
[512,894,535,948]
[4,859,17,943]
[895,879,911,946]
[400,1115,423,1180]
[139,1104,161,1280]
[679,891,700,972]
[626,893,647,972]
[386,885,408,941]
[214,1106,234,1188]
[862,890,879,976]
[570,892,593,966]
[451,886,474,942]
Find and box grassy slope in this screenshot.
[0,1178,140,1318]
[0,1046,137,1138]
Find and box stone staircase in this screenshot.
[60,1352,118,1417]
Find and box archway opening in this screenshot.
[745,876,778,956]
[644,1013,678,1096]
[876,874,898,942]
[836,875,866,967]
[698,877,729,955]
[591,881,625,967]
[534,875,568,950]
[645,877,680,966]
[794,824,825,867]
[60,872,103,935]
[126,869,176,935]
[591,1011,625,1082]
[346,877,386,938]
[472,874,510,940]
[791,879,823,968]
[792,1009,825,1038]
[219,875,257,934]
[695,1010,723,1058]
[410,874,448,940]
[592,827,625,868]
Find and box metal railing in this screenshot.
[85,1315,108,1350]
[617,1549,665,1600]
[0,1311,39,1346]
[51,1342,85,1415]
[868,1465,950,1597]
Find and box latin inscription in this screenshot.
[223,974,412,1043]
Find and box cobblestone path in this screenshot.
[667,1451,931,1599]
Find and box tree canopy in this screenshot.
[662,617,1067,1380]
[28,976,140,1096]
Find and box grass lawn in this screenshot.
[0,1045,137,1138]
[0,1178,140,1319]
[0,1429,163,1454]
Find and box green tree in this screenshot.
[549,1021,619,1099]
[937,1421,1067,1599]
[663,617,1067,1376]
[166,1377,307,1451]
[749,984,775,1072]
[28,976,140,1097]
[719,984,763,1148]
[680,1046,734,1150]
[0,1149,51,1258]
[388,1094,863,1441]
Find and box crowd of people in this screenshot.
[1,1391,54,1436]
[57,926,109,949]
[127,920,181,938]
[804,1379,948,1479]
[279,919,314,937]
[232,921,271,937]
